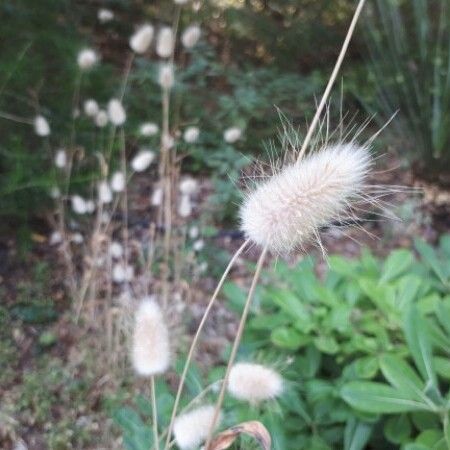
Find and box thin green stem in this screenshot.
[151,376,160,450]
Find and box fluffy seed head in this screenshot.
[98,8,114,23]
[130,24,154,54]
[49,231,62,245]
[158,64,174,90]
[183,126,199,143]
[173,405,221,450]
[71,195,87,215]
[181,25,201,49]
[140,122,159,136]
[107,99,126,126]
[84,99,99,117]
[54,149,67,169]
[85,200,95,213]
[240,143,371,254]
[224,127,241,143]
[228,362,283,404]
[95,110,108,127]
[131,149,155,172]
[34,115,50,137]
[111,171,125,192]
[179,177,198,195]
[77,48,98,70]
[156,27,174,58]
[98,180,113,204]
[109,241,123,259]
[112,263,134,283]
[178,194,192,218]
[132,300,170,376]
[151,187,163,206]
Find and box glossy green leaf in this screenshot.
[344,418,373,450]
[271,326,308,350]
[341,381,430,413]
[384,414,412,444]
[380,249,414,283]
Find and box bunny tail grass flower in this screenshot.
[71,195,87,215]
[54,149,67,169]
[181,25,201,49]
[110,171,125,192]
[173,405,221,450]
[107,99,126,126]
[95,110,108,128]
[224,127,241,143]
[131,300,170,376]
[228,362,283,404]
[98,8,114,23]
[77,48,98,70]
[183,126,199,143]
[131,149,155,172]
[156,27,174,58]
[239,143,372,254]
[140,122,159,136]
[130,24,154,54]
[84,99,99,117]
[98,181,113,204]
[158,63,174,90]
[34,115,50,137]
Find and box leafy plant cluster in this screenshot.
[111,236,450,450]
[221,236,450,449]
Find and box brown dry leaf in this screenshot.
[208,420,271,450]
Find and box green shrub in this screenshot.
[363,0,450,178]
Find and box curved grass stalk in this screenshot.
[204,246,269,450]
[163,239,250,450]
[297,0,367,162]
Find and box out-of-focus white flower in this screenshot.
[224,127,242,143]
[73,108,80,119]
[130,24,154,54]
[193,239,204,252]
[54,149,67,169]
[85,200,95,213]
[98,8,114,23]
[110,171,125,192]
[158,64,174,90]
[101,211,110,224]
[162,133,175,149]
[71,195,87,214]
[109,241,123,259]
[49,186,60,199]
[188,226,199,239]
[77,48,98,70]
[156,27,174,58]
[112,263,134,283]
[49,231,62,245]
[140,122,159,136]
[95,110,108,127]
[183,126,199,143]
[108,99,126,126]
[178,194,192,218]
[98,180,113,204]
[174,0,190,4]
[181,25,201,49]
[34,115,50,137]
[71,232,84,244]
[131,149,155,172]
[179,177,198,195]
[84,99,99,117]
[198,261,208,273]
[151,187,163,206]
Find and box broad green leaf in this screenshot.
[222,281,247,311]
[384,414,412,444]
[271,326,308,350]
[272,290,314,333]
[379,354,426,403]
[344,418,373,450]
[343,356,379,380]
[314,335,339,354]
[415,238,448,287]
[341,381,430,413]
[416,429,444,448]
[403,306,437,388]
[380,249,414,283]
